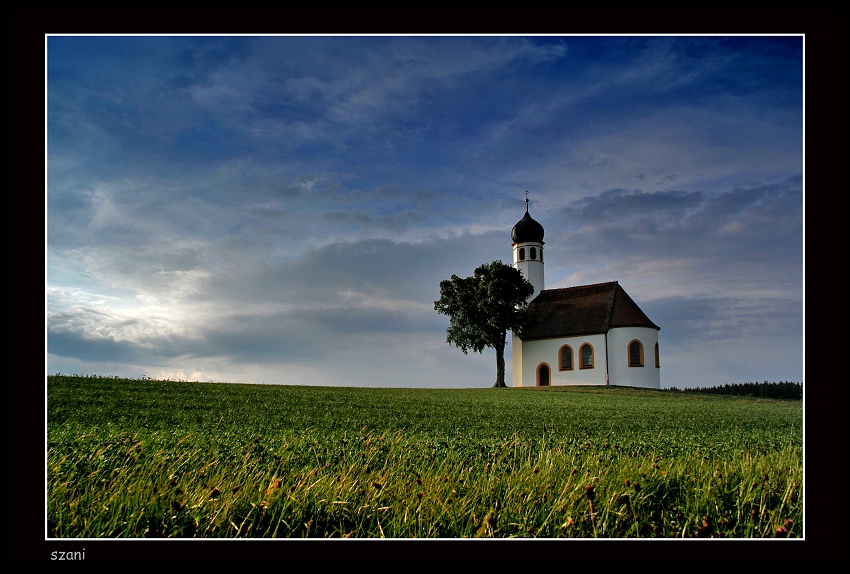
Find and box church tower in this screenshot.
[511,191,545,301]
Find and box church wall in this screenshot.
[513,328,661,388]
[607,326,661,389]
[518,333,609,387]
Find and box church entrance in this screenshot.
[537,363,550,386]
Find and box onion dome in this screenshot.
[511,206,544,244]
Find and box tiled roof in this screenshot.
[520,281,659,340]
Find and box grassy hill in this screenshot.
[47,375,803,539]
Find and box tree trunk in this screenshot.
[493,336,507,387]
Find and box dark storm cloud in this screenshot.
[551,178,802,269]
[189,230,506,309]
[642,294,802,348]
[319,209,427,232]
[48,328,147,363]
[48,309,189,363]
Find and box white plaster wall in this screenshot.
[511,332,523,386]
[513,328,661,388]
[520,334,609,387]
[607,326,661,389]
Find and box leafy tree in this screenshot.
[434,260,535,388]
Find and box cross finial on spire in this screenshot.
[524,190,529,212]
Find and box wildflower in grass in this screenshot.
[775,518,793,537]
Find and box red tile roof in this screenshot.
[520,281,659,340]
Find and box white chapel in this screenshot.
[510,195,661,389]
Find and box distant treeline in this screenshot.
[667,381,802,400]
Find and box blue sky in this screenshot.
[46,34,804,389]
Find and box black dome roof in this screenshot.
[511,210,544,244]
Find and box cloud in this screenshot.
[45,35,803,388]
[546,178,802,297]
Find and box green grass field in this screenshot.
[47,375,803,538]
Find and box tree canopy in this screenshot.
[434,260,535,387]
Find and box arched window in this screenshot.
[559,345,573,371]
[655,342,660,368]
[519,247,526,261]
[530,247,537,260]
[537,363,550,386]
[580,344,594,369]
[628,340,644,367]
